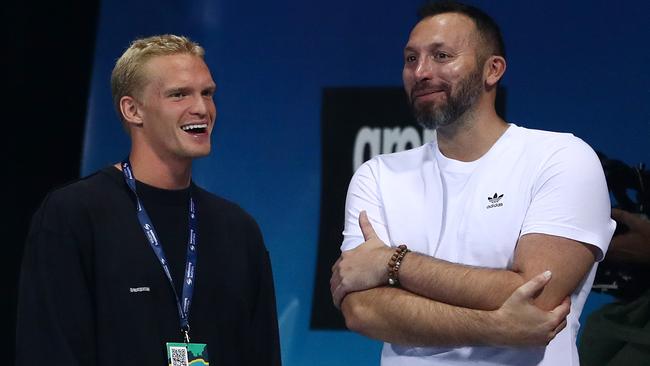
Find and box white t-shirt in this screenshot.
[341,124,616,366]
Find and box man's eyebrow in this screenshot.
[404,45,417,53]
[165,87,190,94]
[163,84,216,95]
[404,42,445,53]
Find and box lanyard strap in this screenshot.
[121,161,198,342]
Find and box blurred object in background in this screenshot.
[592,152,650,301]
[580,152,650,366]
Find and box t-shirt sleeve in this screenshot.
[341,159,392,251]
[520,137,616,261]
[15,191,97,365]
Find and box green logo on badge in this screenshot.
[166,342,209,366]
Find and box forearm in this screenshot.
[341,272,568,349]
[341,287,501,347]
[398,252,524,310]
[398,233,598,312]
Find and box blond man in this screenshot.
[17,35,281,366]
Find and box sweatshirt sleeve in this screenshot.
[246,220,282,366]
[16,191,96,366]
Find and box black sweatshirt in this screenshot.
[16,166,281,366]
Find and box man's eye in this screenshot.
[405,55,417,63]
[434,52,450,60]
[170,92,185,98]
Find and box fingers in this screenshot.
[543,296,570,343]
[554,318,567,336]
[612,208,642,229]
[330,258,342,293]
[330,255,353,309]
[550,296,571,319]
[511,271,552,301]
[359,211,378,241]
[329,270,343,308]
[329,268,339,291]
[330,273,348,309]
[546,315,567,344]
[332,284,344,309]
[331,257,341,273]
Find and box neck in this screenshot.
[436,100,508,162]
[118,147,192,190]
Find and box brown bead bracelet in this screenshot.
[387,244,410,286]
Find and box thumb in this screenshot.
[359,210,378,241]
[511,271,552,302]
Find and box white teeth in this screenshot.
[181,123,208,131]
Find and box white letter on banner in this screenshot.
[382,127,421,154]
[353,127,380,172]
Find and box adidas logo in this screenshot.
[486,193,504,209]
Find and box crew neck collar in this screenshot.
[104,165,192,205]
[433,123,516,173]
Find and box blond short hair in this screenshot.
[111,34,205,127]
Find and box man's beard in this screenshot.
[410,67,483,130]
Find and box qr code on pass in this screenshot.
[170,346,189,366]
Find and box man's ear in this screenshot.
[119,96,144,129]
[484,55,506,88]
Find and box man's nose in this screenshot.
[414,57,434,81]
[190,95,209,116]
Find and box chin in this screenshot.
[179,146,211,159]
[191,149,211,158]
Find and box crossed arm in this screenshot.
[331,211,597,347]
[341,273,569,347]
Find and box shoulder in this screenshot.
[357,142,434,176]
[347,143,436,205]
[49,167,119,201]
[506,125,599,168]
[192,187,268,255]
[43,166,119,208]
[510,125,594,154]
[192,186,261,232]
[31,166,120,233]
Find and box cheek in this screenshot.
[402,68,414,90]
[444,63,470,82]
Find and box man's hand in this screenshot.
[489,271,570,346]
[608,208,650,263]
[330,211,394,308]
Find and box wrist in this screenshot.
[387,244,411,286]
[480,309,505,346]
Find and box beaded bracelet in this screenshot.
[387,244,410,286]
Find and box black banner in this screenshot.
[310,86,507,329]
[311,87,424,329]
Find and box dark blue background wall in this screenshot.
[82,0,650,366]
[49,0,650,365]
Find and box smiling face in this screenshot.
[133,53,216,162]
[403,13,485,129]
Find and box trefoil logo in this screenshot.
[486,193,504,209]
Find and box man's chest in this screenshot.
[381,166,536,268]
